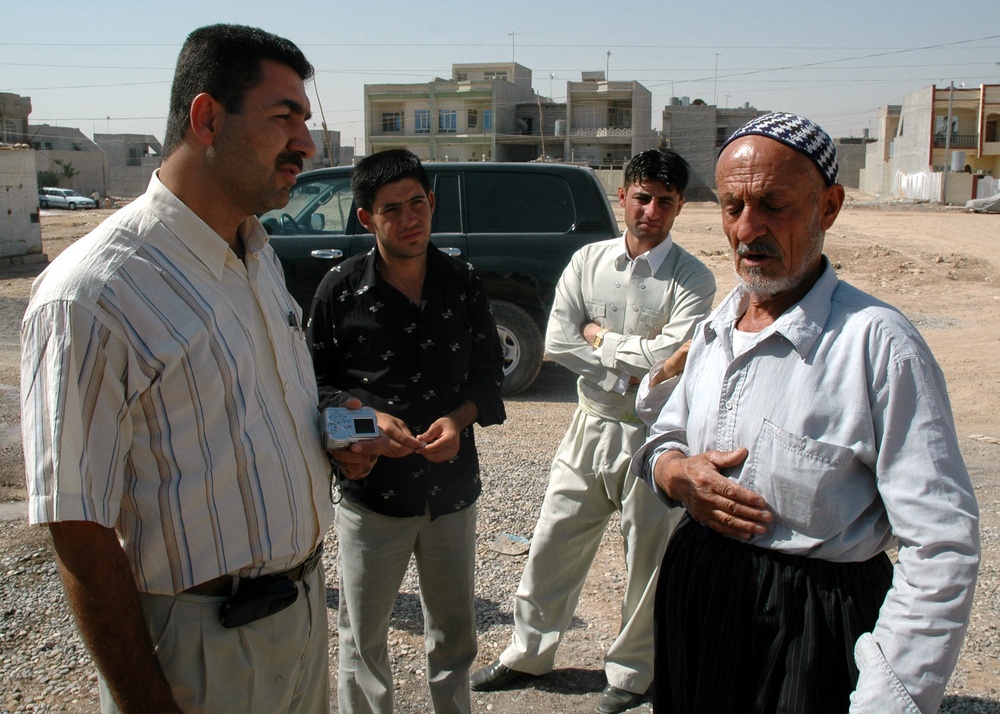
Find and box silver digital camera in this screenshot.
[322,406,380,450]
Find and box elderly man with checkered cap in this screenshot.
[631,113,980,713]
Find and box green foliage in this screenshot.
[53,159,79,181]
[36,170,60,188]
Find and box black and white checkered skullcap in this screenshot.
[720,112,839,186]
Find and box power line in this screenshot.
[2,35,998,50]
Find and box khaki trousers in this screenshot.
[99,564,329,713]
[500,408,682,693]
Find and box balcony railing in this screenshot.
[933,134,978,149]
[570,127,633,137]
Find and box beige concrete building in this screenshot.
[29,124,108,197]
[860,84,1000,204]
[94,134,162,198]
[363,63,657,169]
[661,98,767,199]
[304,128,345,171]
[1,92,32,146]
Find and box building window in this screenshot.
[484,71,507,81]
[607,106,632,128]
[934,116,958,136]
[1,119,16,143]
[467,109,478,129]
[415,109,431,134]
[382,112,403,132]
[986,119,998,143]
[483,110,493,131]
[715,126,727,147]
[439,109,457,134]
[455,72,468,81]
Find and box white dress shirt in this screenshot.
[21,173,333,595]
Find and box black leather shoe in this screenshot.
[470,659,530,691]
[597,684,644,713]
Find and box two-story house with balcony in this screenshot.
[860,84,1000,203]
[364,62,544,162]
[562,71,657,169]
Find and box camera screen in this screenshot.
[353,417,377,435]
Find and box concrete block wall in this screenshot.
[0,147,44,261]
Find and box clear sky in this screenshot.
[3,0,998,150]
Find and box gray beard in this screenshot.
[737,219,825,298]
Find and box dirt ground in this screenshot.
[0,194,998,712]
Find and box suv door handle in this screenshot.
[438,247,462,257]
[310,249,344,260]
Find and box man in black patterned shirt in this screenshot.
[307,149,506,714]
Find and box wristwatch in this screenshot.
[592,327,610,348]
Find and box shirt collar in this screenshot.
[703,256,837,359]
[145,170,270,280]
[354,241,445,295]
[614,232,674,273]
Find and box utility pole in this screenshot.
[942,81,955,204]
[310,75,334,166]
[714,53,720,106]
[507,31,521,62]
[606,51,612,79]
[536,92,546,160]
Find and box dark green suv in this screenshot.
[261,162,619,395]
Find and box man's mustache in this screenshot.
[736,240,782,259]
[277,152,304,172]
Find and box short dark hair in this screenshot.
[162,24,313,158]
[351,149,431,212]
[623,149,691,197]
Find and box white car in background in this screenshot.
[38,187,97,210]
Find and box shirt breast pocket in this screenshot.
[638,306,669,334]
[585,300,607,323]
[747,419,869,539]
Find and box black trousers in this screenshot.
[653,518,892,714]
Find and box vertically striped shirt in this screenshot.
[21,173,334,595]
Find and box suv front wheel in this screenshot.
[491,300,543,397]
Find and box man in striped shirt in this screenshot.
[20,24,365,713]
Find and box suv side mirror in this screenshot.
[310,213,325,232]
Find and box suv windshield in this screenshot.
[261,176,353,236]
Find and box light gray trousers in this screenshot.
[336,499,477,714]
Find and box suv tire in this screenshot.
[492,300,543,397]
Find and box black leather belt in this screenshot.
[184,543,323,597]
